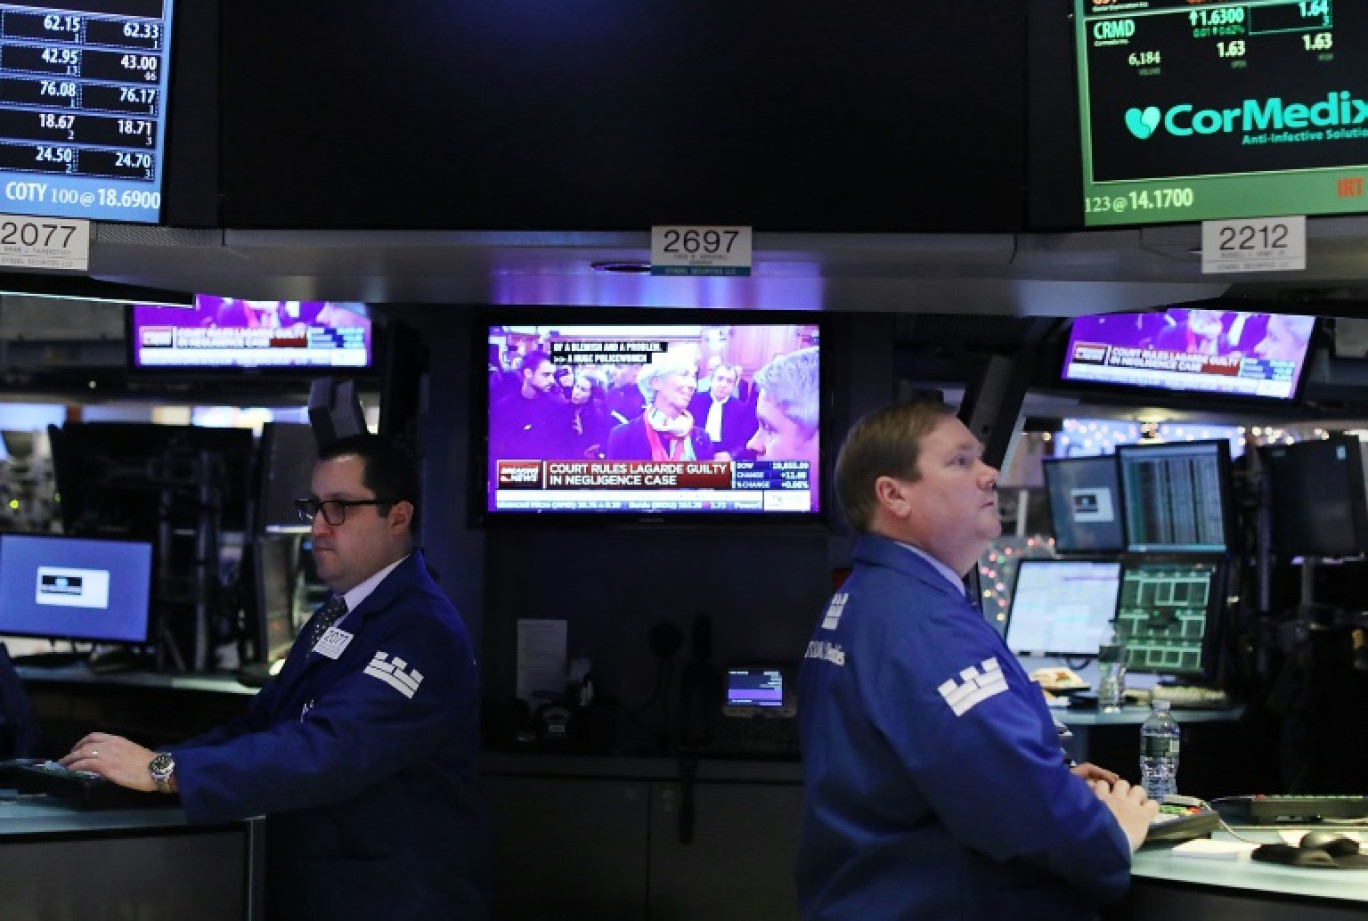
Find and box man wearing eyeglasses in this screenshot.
[61,433,489,920]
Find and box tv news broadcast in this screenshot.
[485,321,821,516]
[1061,307,1315,402]
[130,296,372,369]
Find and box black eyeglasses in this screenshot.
[294,497,389,527]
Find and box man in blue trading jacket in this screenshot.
[62,433,489,920]
[797,401,1157,921]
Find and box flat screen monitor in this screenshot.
[0,533,153,644]
[129,296,372,371]
[247,534,300,664]
[1264,434,1368,559]
[1061,308,1316,403]
[1117,440,1234,553]
[1073,0,1368,227]
[1004,558,1123,657]
[48,421,255,537]
[481,317,823,522]
[256,422,318,534]
[0,2,177,224]
[1042,454,1126,553]
[1115,554,1224,681]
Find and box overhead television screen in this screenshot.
[0,1,176,224]
[1061,306,1316,401]
[130,295,372,370]
[1074,0,1368,226]
[483,319,822,519]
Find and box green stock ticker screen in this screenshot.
[1075,0,1368,227]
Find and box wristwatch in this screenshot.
[148,752,176,793]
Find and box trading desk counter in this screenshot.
[18,664,256,750]
[0,793,264,919]
[1112,830,1368,920]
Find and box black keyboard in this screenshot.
[1145,804,1220,844]
[10,760,173,809]
[1216,794,1368,824]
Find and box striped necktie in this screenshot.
[306,595,348,648]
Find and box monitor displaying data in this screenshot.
[0,1,176,224]
[1116,555,1223,679]
[1042,455,1126,553]
[0,533,153,643]
[1074,0,1367,226]
[1117,440,1233,553]
[1004,558,1123,657]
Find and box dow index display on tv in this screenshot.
[484,320,821,518]
[0,1,176,224]
[1075,0,1368,226]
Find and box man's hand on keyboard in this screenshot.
[58,732,159,792]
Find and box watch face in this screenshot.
[150,753,174,777]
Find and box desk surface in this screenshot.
[17,664,258,696]
[1134,830,1368,904]
[1056,704,1245,727]
[0,793,194,837]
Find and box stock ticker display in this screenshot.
[1076,0,1368,225]
[0,1,174,223]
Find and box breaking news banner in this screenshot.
[499,460,733,490]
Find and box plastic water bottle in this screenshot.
[1096,629,1126,713]
[1139,699,1181,802]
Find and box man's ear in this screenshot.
[389,499,415,533]
[873,476,910,518]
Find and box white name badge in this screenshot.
[313,627,354,659]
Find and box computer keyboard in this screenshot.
[8,760,172,809]
[1148,685,1232,710]
[1145,803,1220,844]
[709,715,799,755]
[1215,794,1368,824]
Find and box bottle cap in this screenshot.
[1152,699,1171,710]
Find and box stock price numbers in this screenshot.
[1128,50,1160,67]
[1190,6,1246,29]
[42,13,80,34]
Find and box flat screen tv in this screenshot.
[0,533,154,644]
[1061,307,1316,402]
[1074,0,1368,226]
[0,1,177,224]
[479,315,823,523]
[129,295,372,371]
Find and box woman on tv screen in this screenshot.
[605,350,715,462]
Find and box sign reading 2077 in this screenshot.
[0,212,90,270]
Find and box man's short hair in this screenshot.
[834,400,954,534]
[318,433,422,539]
[753,347,819,437]
[521,349,552,377]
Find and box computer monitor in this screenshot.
[246,535,301,665]
[256,422,318,534]
[0,533,154,645]
[1042,455,1126,554]
[1263,435,1368,560]
[1003,558,1123,657]
[1115,555,1224,682]
[1116,440,1234,553]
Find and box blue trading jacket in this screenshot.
[172,550,489,920]
[797,535,1132,921]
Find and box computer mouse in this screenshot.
[1300,831,1361,857]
